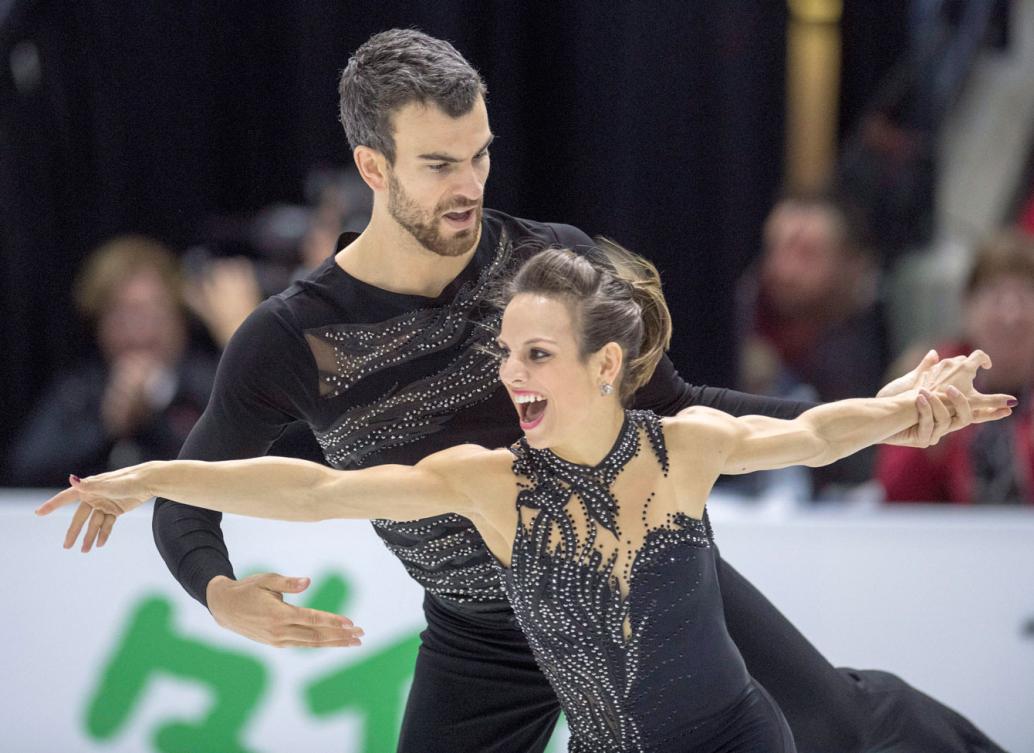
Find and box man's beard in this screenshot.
[387,171,481,258]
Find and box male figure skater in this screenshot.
[128,29,1003,753]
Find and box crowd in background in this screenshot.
[6,161,1034,506]
[3,2,1033,508]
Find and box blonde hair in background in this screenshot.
[75,235,183,321]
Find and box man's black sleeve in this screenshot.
[632,355,817,420]
[152,302,312,606]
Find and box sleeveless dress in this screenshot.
[497,409,796,753]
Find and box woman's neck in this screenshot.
[548,403,627,467]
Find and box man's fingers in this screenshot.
[261,574,311,594]
[298,606,354,629]
[275,637,363,648]
[64,502,93,549]
[269,623,365,648]
[967,349,992,371]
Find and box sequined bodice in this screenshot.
[499,410,751,752]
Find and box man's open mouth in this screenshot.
[442,208,476,227]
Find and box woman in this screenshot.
[39,245,1011,753]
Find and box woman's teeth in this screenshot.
[515,393,547,424]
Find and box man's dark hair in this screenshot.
[338,29,487,163]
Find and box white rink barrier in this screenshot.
[5,489,1032,753]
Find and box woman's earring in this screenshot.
[600,383,614,396]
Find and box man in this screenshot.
[136,29,1005,753]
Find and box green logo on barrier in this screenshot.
[84,572,565,752]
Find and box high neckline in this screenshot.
[543,411,632,473]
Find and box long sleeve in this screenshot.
[633,354,817,420]
[152,300,316,606]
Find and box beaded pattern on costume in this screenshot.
[500,410,713,752]
[313,338,502,469]
[306,232,515,603]
[305,230,513,399]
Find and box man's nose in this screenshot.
[452,164,484,201]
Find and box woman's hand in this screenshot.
[880,350,1015,447]
[35,465,156,552]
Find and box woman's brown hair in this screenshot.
[501,240,672,404]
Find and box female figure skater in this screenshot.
[39,245,1009,753]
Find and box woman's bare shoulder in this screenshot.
[662,409,742,453]
[417,445,517,493]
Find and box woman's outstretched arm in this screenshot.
[673,350,1014,477]
[36,445,486,550]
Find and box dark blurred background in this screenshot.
[0,1,918,469]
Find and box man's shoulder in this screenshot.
[249,259,370,334]
[484,208,594,251]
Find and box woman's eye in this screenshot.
[530,348,551,361]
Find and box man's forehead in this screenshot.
[391,98,491,151]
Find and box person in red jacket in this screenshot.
[878,227,1034,504]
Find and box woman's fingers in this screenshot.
[35,486,80,516]
[944,386,973,431]
[920,389,951,446]
[97,513,117,547]
[81,508,107,553]
[970,394,1017,423]
[64,502,93,549]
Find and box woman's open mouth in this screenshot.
[514,391,548,430]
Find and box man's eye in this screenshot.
[428,163,449,172]
[474,150,490,161]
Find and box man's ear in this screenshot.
[354,146,389,192]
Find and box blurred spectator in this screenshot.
[737,192,889,496]
[5,236,217,486]
[878,227,1034,505]
[183,167,371,350]
[183,256,263,350]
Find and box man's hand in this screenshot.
[206,574,364,649]
[879,349,1015,448]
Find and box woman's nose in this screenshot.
[499,354,525,385]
